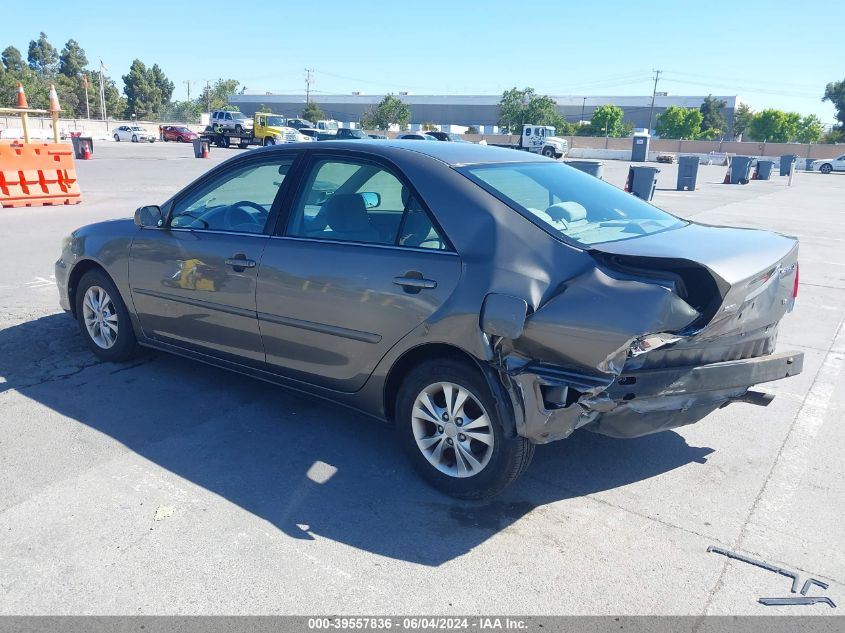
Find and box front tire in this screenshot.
[396,359,534,499]
[542,146,556,158]
[235,124,243,134]
[264,136,275,146]
[820,163,833,174]
[75,270,139,362]
[132,135,138,142]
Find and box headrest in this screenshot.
[322,194,369,232]
[545,201,587,224]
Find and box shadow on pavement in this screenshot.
[1,313,714,566]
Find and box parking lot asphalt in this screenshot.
[1,141,843,615]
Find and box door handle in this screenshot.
[225,254,256,272]
[393,275,437,292]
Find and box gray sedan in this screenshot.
[56,141,803,498]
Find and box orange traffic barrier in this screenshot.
[0,142,81,208]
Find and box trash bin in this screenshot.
[805,158,816,172]
[565,160,604,179]
[625,166,660,201]
[779,154,797,176]
[192,138,210,158]
[631,133,650,162]
[729,156,753,184]
[71,136,93,159]
[754,160,775,180]
[676,155,699,191]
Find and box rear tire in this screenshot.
[75,270,139,362]
[820,163,832,174]
[396,359,534,499]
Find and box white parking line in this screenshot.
[24,275,56,289]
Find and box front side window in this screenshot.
[461,162,686,246]
[286,158,448,250]
[170,158,295,234]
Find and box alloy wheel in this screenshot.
[82,285,119,349]
[411,382,494,478]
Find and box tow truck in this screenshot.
[201,112,312,148]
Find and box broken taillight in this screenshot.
[793,262,799,298]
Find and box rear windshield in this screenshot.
[459,162,686,246]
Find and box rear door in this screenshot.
[129,153,301,364]
[256,153,462,391]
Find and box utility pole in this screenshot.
[205,80,211,113]
[82,74,90,119]
[581,97,586,125]
[648,69,662,133]
[305,68,314,103]
[183,79,194,101]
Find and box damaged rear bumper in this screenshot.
[506,350,804,443]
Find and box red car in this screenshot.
[160,125,199,142]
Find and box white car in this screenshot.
[809,155,845,174]
[112,126,156,143]
[210,110,253,133]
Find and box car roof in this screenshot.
[278,139,544,166]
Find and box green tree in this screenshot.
[823,78,845,130]
[150,63,174,103]
[302,101,325,122]
[748,109,800,142]
[699,94,726,137]
[794,114,823,144]
[497,87,561,133]
[466,126,479,134]
[27,32,58,74]
[198,78,239,112]
[590,104,625,137]
[655,106,703,139]
[733,103,754,139]
[123,59,157,117]
[360,94,411,131]
[2,46,25,72]
[58,39,87,77]
[122,60,173,117]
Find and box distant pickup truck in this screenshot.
[201,112,312,148]
[299,127,369,141]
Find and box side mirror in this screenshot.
[360,192,381,209]
[134,205,164,228]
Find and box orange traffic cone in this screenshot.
[201,142,209,158]
[48,84,61,113]
[15,82,28,108]
[82,143,92,160]
[723,170,731,184]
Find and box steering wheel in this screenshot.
[223,200,267,231]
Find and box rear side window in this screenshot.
[461,162,686,246]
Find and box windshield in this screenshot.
[460,162,686,246]
[177,127,191,132]
[266,116,285,126]
[130,127,143,131]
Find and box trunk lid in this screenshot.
[591,223,799,338]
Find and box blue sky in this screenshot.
[5,0,842,124]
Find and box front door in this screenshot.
[257,154,461,391]
[129,154,299,364]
